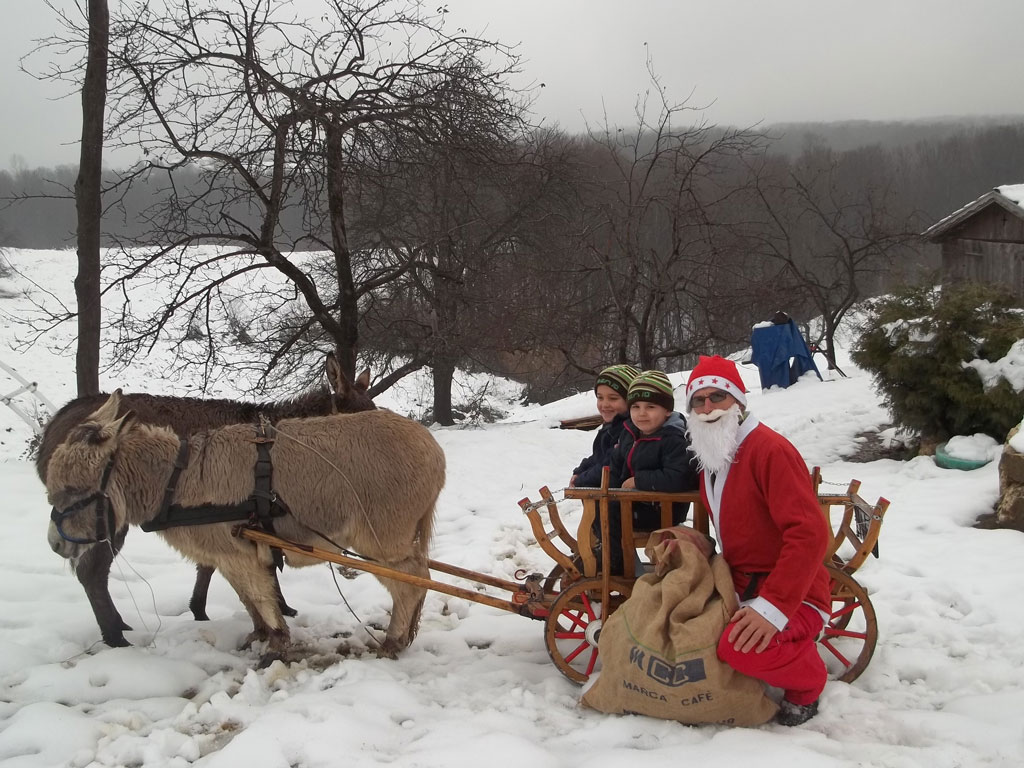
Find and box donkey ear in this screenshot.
[112,410,137,437]
[89,390,123,424]
[70,422,108,446]
[355,367,371,392]
[325,352,349,397]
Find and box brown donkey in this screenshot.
[46,391,445,661]
[41,353,373,647]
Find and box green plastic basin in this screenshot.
[934,441,993,471]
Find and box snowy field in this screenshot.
[1,249,1022,768]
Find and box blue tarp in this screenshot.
[750,319,822,389]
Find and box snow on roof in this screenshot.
[922,183,1024,239]
[997,183,1024,207]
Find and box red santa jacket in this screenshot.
[700,416,831,624]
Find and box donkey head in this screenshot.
[325,351,374,413]
[46,390,136,559]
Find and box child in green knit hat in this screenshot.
[601,369,699,575]
[569,364,640,488]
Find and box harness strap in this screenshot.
[253,422,275,524]
[141,426,289,533]
[252,420,285,570]
[162,438,191,514]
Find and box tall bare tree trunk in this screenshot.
[325,124,360,379]
[74,0,108,396]
[431,359,456,426]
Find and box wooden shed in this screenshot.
[922,184,1024,300]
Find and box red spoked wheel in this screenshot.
[819,565,877,683]
[544,577,631,684]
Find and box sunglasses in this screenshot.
[689,391,729,409]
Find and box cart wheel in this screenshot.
[819,566,877,683]
[541,555,584,594]
[544,577,631,684]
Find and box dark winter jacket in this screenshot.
[609,412,700,526]
[572,413,628,488]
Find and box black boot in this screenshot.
[775,698,819,726]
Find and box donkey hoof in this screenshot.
[336,565,361,580]
[376,639,405,659]
[280,604,298,618]
[239,630,268,650]
[257,651,286,669]
[104,635,132,648]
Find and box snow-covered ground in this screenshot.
[1,249,1022,768]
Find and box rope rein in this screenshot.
[264,420,387,556]
[260,419,389,652]
[326,561,384,652]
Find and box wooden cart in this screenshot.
[519,466,889,684]
[236,467,887,685]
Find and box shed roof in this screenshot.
[922,184,1024,241]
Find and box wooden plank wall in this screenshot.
[939,206,1024,300]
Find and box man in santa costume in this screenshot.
[684,355,830,726]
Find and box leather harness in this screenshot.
[141,422,289,540]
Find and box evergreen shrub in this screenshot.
[852,282,1024,444]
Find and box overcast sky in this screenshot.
[3,0,1023,171]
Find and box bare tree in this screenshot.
[354,112,571,423]
[748,145,921,372]
[571,68,766,371]
[71,0,109,396]
[92,0,524,391]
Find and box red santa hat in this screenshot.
[684,355,748,412]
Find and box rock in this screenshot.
[999,443,1024,485]
[995,425,1024,530]
[996,484,1024,530]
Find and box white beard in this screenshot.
[686,404,743,475]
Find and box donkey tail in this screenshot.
[415,498,437,556]
[414,451,444,556]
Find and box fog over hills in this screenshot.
[762,115,1024,156]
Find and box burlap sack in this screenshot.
[581,527,778,726]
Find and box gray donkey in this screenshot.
[40,353,373,647]
[47,390,445,660]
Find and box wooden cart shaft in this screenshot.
[235,527,550,618]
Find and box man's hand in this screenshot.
[726,606,778,653]
[621,477,636,489]
[569,474,578,488]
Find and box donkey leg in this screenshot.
[189,564,214,621]
[217,561,290,655]
[189,564,293,622]
[272,566,298,617]
[75,529,132,647]
[373,554,429,658]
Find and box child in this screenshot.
[603,369,699,574]
[569,364,640,488]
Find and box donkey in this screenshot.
[41,353,373,647]
[46,390,445,660]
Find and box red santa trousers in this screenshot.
[716,604,826,706]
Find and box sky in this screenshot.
[3,0,1024,171]
[2,247,1024,766]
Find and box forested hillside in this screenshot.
[4,119,1021,250]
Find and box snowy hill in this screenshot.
[1,248,1022,768]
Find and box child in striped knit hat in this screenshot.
[601,369,699,575]
[569,364,640,488]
